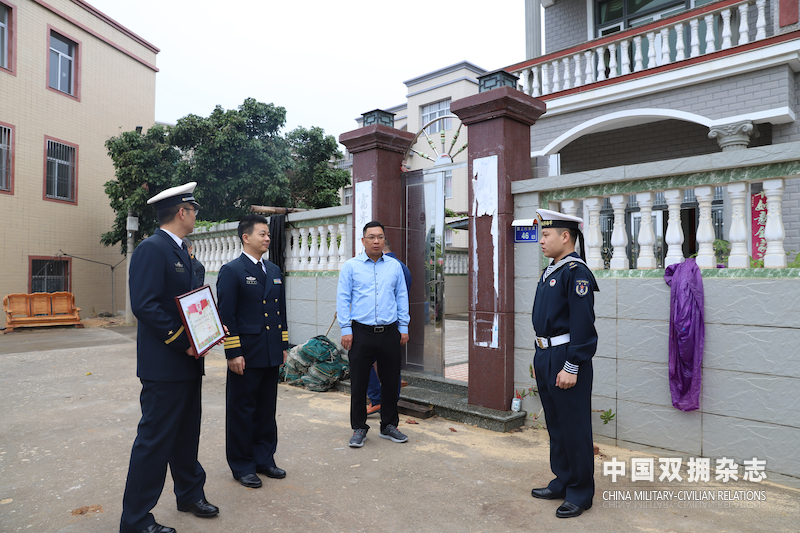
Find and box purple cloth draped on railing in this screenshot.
[664,258,705,411]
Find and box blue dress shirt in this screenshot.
[337,252,410,335]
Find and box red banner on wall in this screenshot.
[751,192,767,260]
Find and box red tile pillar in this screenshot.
[451,86,546,411]
[339,123,415,262]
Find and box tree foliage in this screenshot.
[102,124,180,254]
[286,126,351,209]
[103,98,349,253]
[170,98,291,221]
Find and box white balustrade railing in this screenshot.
[444,252,468,275]
[283,221,350,272]
[551,178,789,270]
[512,0,768,99]
[189,222,243,273]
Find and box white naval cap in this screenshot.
[536,208,583,229]
[146,182,200,211]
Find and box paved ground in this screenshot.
[1,326,799,533]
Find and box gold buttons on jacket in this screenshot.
[274,299,278,303]
[266,326,270,330]
[263,300,266,304]
[278,325,282,329]
[277,311,280,315]
[264,313,268,317]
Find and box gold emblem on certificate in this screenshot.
[175,285,225,356]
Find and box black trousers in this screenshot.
[120,378,206,533]
[226,365,280,478]
[349,322,401,432]
[534,345,595,510]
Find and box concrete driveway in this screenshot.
[0,326,798,532]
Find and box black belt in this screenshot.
[352,321,397,333]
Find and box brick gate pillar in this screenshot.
[451,83,545,411]
[339,112,416,263]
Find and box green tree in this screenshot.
[286,126,351,209]
[170,98,291,221]
[102,125,180,254]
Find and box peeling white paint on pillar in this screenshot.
[471,155,499,349]
[354,180,372,256]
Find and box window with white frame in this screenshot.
[445,228,454,247]
[0,4,9,70]
[422,99,451,134]
[343,186,353,206]
[0,124,10,191]
[46,139,76,201]
[444,170,452,199]
[49,32,76,95]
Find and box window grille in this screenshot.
[46,140,75,201]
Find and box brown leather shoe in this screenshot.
[401,380,408,387]
[366,404,381,415]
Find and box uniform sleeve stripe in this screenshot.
[226,336,240,342]
[563,361,579,374]
[165,326,184,345]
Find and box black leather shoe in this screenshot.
[236,473,262,488]
[556,501,585,518]
[139,524,176,533]
[177,498,219,518]
[531,487,565,500]
[258,466,286,479]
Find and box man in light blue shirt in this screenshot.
[338,221,410,448]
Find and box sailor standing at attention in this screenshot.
[529,208,599,519]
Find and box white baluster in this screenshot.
[636,192,657,269]
[327,224,338,270]
[763,178,787,268]
[337,223,348,265]
[755,0,766,40]
[664,189,685,267]
[620,39,631,75]
[532,65,541,97]
[223,235,235,267]
[551,60,561,92]
[727,182,749,268]
[519,68,530,96]
[445,255,452,275]
[608,43,618,78]
[584,197,604,270]
[298,227,309,271]
[206,237,216,272]
[633,36,644,72]
[307,226,319,271]
[317,226,328,270]
[193,237,204,264]
[738,4,750,45]
[561,57,571,90]
[290,228,300,271]
[720,8,732,49]
[584,50,594,85]
[690,19,700,58]
[646,32,657,68]
[694,186,716,268]
[660,28,671,65]
[573,54,582,87]
[561,199,578,219]
[609,195,630,270]
[704,14,716,54]
[541,62,550,95]
[233,233,242,259]
[596,46,607,81]
[675,23,686,61]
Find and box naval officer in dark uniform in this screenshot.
[530,208,599,519]
[216,214,288,488]
[120,182,219,533]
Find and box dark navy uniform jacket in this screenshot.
[217,254,288,367]
[532,252,599,369]
[130,229,203,381]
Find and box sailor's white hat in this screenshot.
[147,182,200,211]
[536,208,583,229]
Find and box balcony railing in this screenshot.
[510,0,770,99]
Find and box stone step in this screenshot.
[335,371,526,432]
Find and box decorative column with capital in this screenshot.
[451,79,546,412]
[708,120,758,151]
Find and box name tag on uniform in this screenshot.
[273,278,282,284]
[175,262,185,273]
[246,276,258,285]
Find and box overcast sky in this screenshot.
[87,0,526,145]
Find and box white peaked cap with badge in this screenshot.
[536,208,583,228]
[147,182,201,211]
